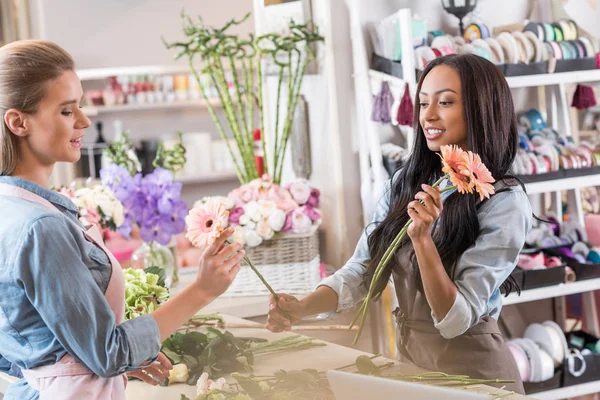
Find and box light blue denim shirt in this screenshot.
[0,176,161,400]
[318,177,532,339]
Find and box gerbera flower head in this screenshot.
[185,197,230,247]
[462,151,496,201]
[439,145,473,194]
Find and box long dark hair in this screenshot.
[366,54,519,299]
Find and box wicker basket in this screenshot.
[223,255,321,297]
[244,226,320,266]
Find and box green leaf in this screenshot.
[144,266,167,287]
[160,348,183,364]
[182,354,199,369]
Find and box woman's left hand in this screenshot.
[407,184,443,242]
[127,352,173,386]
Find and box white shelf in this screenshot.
[368,68,600,92]
[503,278,600,306]
[505,69,600,89]
[523,173,600,195]
[531,380,600,400]
[83,99,222,116]
[177,171,239,185]
[76,65,191,81]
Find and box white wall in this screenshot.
[35,0,255,68]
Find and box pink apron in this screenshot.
[0,183,128,400]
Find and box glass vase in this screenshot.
[130,241,175,288]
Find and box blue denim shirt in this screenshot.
[318,178,532,339]
[0,176,161,400]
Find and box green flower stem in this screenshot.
[335,354,382,371]
[189,60,245,183]
[275,55,308,183]
[272,65,285,178]
[211,61,255,180]
[229,56,250,147]
[351,175,451,344]
[247,60,255,142]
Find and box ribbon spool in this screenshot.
[497,32,520,64]
[485,37,505,64]
[464,24,483,41]
[507,340,532,382]
[567,348,587,378]
[513,31,535,63]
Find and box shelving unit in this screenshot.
[503,278,600,306]
[351,6,600,399]
[82,99,223,116]
[76,64,191,81]
[177,171,239,185]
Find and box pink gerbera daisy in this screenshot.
[461,151,496,201]
[185,197,230,247]
[439,145,473,194]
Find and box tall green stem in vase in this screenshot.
[163,12,323,185]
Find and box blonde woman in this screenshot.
[0,40,245,399]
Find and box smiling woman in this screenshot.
[0,40,245,400]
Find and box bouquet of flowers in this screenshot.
[100,164,187,246]
[204,174,321,249]
[59,184,125,232]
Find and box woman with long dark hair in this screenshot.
[266,54,531,393]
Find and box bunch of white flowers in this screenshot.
[61,184,125,230]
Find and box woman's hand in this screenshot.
[194,227,244,301]
[266,293,308,332]
[127,352,173,386]
[407,184,443,242]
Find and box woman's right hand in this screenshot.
[194,227,244,300]
[266,293,308,332]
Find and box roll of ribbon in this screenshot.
[544,324,566,365]
[565,266,576,283]
[513,31,535,62]
[543,23,555,42]
[480,23,490,39]
[508,341,531,382]
[567,20,579,39]
[497,32,520,64]
[431,35,455,51]
[524,21,544,41]
[485,37,505,64]
[543,321,569,357]
[545,256,563,267]
[464,24,482,41]
[553,23,564,41]
[521,109,546,131]
[550,41,563,59]
[567,348,587,378]
[587,250,600,263]
[579,37,595,58]
[524,31,544,62]
[525,323,560,367]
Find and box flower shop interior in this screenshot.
[1,0,600,399]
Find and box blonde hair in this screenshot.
[0,40,75,175]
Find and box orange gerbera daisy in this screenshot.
[439,145,473,194]
[461,151,496,201]
[185,197,230,247]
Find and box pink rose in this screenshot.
[227,188,244,207]
[282,211,294,232]
[240,185,255,202]
[228,207,245,226]
[302,205,321,222]
[253,185,269,201]
[291,208,312,234]
[287,179,311,205]
[278,198,299,214]
[306,188,320,208]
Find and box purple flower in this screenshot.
[118,211,135,239]
[282,211,294,232]
[145,168,173,189]
[140,214,173,245]
[229,207,245,225]
[302,205,321,222]
[167,200,188,234]
[157,182,183,214]
[306,188,320,208]
[100,164,135,201]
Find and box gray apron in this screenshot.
[392,251,525,394]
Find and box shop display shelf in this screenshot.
[76,65,191,81]
[532,380,600,400]
[523,172,600,195]
[82,99,223,116]
[369,68,600,93]
[177,171,239,185]
[502,277,600,306]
